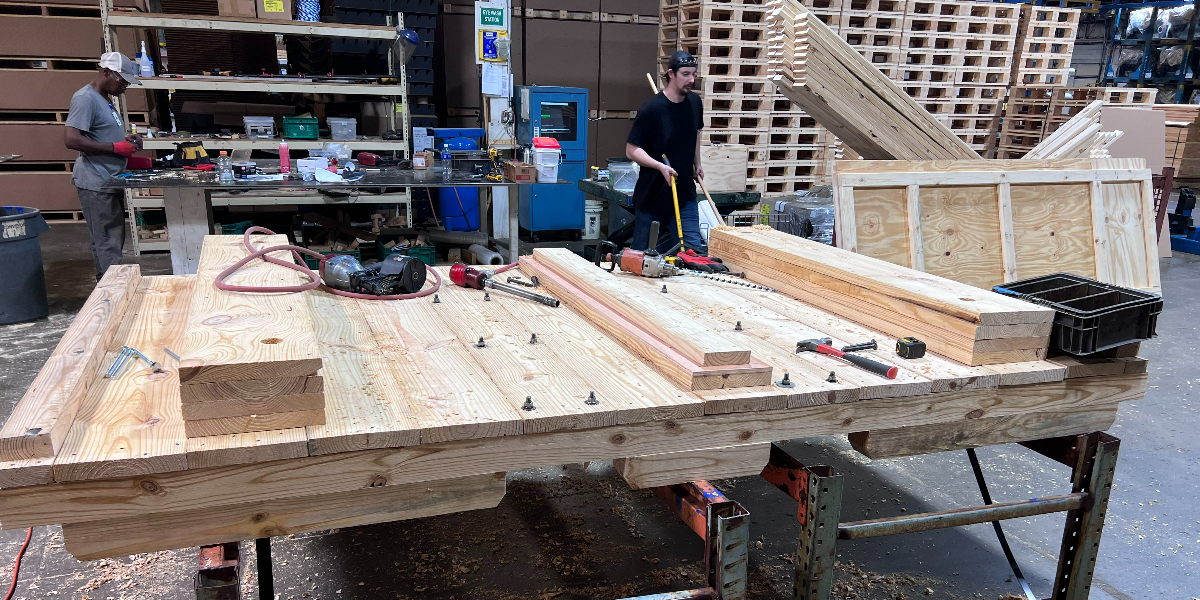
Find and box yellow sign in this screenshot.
[478,29,506,62]
[263,0,284,13]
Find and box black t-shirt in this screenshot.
[626,91,703,210]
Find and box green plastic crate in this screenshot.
[407,245,436,266]
[303,249,360,270]
[374,238,436,266]
[282,116,319,139]
[219,220,254,234]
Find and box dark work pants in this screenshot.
[630,197,705,253]
[76,188,126,276]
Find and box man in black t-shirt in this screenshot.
[625,51,705,252]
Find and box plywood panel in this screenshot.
[1010,183,1096,280]
[921,186,1003,289]
[1100,107,1166,172]
[700,144,748,192]
[1102,182,1150,289]
[853,187,910,268]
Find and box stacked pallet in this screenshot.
[765,0,980,160]
[178,235,326,438]
[899,0,1019,153]
[1011,4,1080,87]
[708,227,1055,365]
[996,86,1156,159]
[840,0,907,79]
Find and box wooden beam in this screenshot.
[905,184,924,272]
[531,248,751,366]
[61,472,506,560]
[614,443,770,489]
[0,374,1145,529]
[847,404,1119,459]
[0,265,141,462]
[178,235,323,384]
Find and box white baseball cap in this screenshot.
[98,52,140,85]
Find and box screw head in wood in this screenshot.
[433,294,440,303]
[484,292,491,301]
[826,371,838,383]
[661,284,668,293]
[522,396,535,411]
[735,321,743,331]
[475,336,487,348]
[531,276,540,287]
[585,391,599,405]
[529,333,538,344]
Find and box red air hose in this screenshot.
[213,227,452,300]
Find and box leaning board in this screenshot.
[833,158,1161,292]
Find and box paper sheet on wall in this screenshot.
[482,63,511,97]
[413,128,434,152]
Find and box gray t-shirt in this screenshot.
[65,85,127,191]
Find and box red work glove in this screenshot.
[112,141,138,157]
[678,249,729,273]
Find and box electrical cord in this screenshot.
[213,227,443,300]
[4,527,32,600]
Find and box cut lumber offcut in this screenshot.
[1024,101,1117,160]
[519,256,773,391]
[833,159,1161,293]
[177,235,325,437]
[177,235,323,384]
[0,265,141,462]
[764,0,981,161]
[62,471,506,560]
[530,248,751,367]
[614,443,771,489]
[707,227,1053,366]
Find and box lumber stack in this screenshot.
[660,0,838,193]
[1023,100,1123,159]
[178,235,326,438]
[518,248,772,391]
[1011,4,1080,88]
[996,87,1156,159]
[1155,104,1200,188]
[764,0,981,160]
[707,227,1055,366]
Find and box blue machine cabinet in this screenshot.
[514,86,588,237]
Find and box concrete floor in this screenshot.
[0,222,1195,600]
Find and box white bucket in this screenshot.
[583,204,603,239]
[534,148,561,183]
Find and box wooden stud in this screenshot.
[997,182,1018,282]
[905,184,925,271]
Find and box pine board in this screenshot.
[614,443,770,489]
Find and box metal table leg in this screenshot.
[1048,433,1121,600]
[255,537,274,600]
[761,445,843,600]
[162,187,214,275]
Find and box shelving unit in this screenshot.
[1099,1,1198,103]
[98,0,414,254]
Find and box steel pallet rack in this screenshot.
[97,0,413,255]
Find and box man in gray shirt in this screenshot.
[64,52,141,278]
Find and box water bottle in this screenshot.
[217,151,234,183]
[441,144,452,182]
[138,41,154,77]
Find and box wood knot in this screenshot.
[609,434,627,445]
[251,512,268,522]
[966,409,985,419]
[139,480,161,494]
[840,417,854,426]
[261,338,283,345]
[369,475,388,487]
[201,314,232,326]
[738,431,754,441]
[662,421,678,430]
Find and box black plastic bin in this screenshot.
[994,273,1162,355]
[0,206,49,324]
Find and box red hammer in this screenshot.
[796,337,898,379]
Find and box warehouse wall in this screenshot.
[441,0,659,168]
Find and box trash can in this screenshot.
[0,207,49,324]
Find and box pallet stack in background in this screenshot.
[995,86,1156,159]
[0,0,153,216]
[1011,4,1079,87]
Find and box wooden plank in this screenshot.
[0,265,141,462]
[532,248,751,366]
[177,235,323,384]
[997,183,1017,282]
[180,375,322,404]
[185,429,309,470]
[1009,183,1096,280]
[614,443,771,489]
[1139,177,1162,290]
[847,404,1119,459]
[61,472,507,560]
[1101,182,1151,290]
[700,144,749,192]
[0,375,1145,527]
[906,184,925,272]
[181,381,324,420]
[854,187,911,268]
[920,186,1004,290]
[184,409,326,438]
[51,275,194,484]
[518,257,773,392]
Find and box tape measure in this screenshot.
[896,337,926,359]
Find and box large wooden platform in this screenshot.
[0,237,1146,560]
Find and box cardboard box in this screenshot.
[412,150,434,169]
[218,0,256,18]
[257,0,293,20]
[503,160,535,183]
